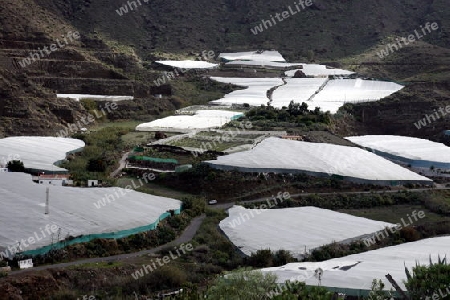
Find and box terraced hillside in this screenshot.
[0,0,174,136]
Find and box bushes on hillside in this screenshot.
[404,256,450,300]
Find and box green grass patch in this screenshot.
[92,120,142,131]
[339,205,450,224]
[122,131,155,147]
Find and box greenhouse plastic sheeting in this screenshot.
[309,79,403,113]
[23,208,181,256]
[136,110,244,132]
[205,137,432,184]
[129,156,178,164]
[220,206,393,258]
[0,136,85,172]
[271,78,328,108]
[155,60,218,69]
[346,135,450,169]
[285,64,355,77]
[260,237,450,291]
[57,94,134,102]
[0,173,182,256]
[209,77,284,107]
[219,51,286,62]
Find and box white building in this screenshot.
[32,174,72,186]
[87,179,102,187]
[18,259,33,269]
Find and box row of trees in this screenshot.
[244,101,331,125]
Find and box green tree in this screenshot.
[366,279,393,300]
[300,102,309,114]
[87,157,106,172]
[288,100,301,116]
[273,250,295,267]
[181,196,206,216]
[247,249,274,268]
[7,160,25,172]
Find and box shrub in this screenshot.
[206,268,278,300]
[404,256,450,300]
[273,250,296,266]
[246,250,273,268]
[400,227,421,242]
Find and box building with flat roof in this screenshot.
[32,174,72,186]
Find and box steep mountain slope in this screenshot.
[0,0,449,137]
[34,0,449,60]
[0,0,172,136]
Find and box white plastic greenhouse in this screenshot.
[346,135,450,169]
[0,137,85,172]
[0,172,181,256]
[57,94,134,102]
[209,77,284,107]
[219,50,287,62]
[220,206,393,258]
[260,236,450,291]
[136,110,244,132]
[155,60,218,69]
[204,137,432,185]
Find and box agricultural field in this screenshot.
[205,137,432,185]
[0,137,85,172]
[57,94,134,102]
[310,79,404,113]
[162,129,264,152]
[0,172,181,255]
[220,205,393,258]
[260,236,450,290]
[271,78,328,108]
[224,60,302,68]
[135,110,244,132]
[346,135,450,170]
[1,0,450,297]
[285,64,355,77]
[166,137,244,152]
[155,60,218,69]
[219,50,287,62]
[209,77,284,106]
[208,76,403,114]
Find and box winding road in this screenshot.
[110,151,130,178]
